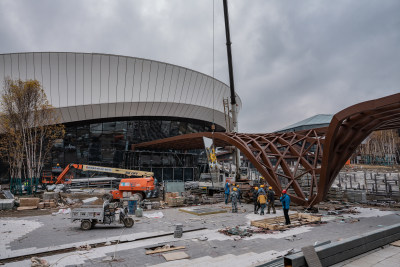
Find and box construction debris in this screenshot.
[143,211,164,218]
[218,226,253,237]
[179,207,227,216]
[30,256,49,267]
[162,251,190,261]
[0,199,15,210]
[0,190,14,199]
[52,208,71,215]
[82,197,98,204]
[145,244,186,255]
[76,244,91,251]
[251,213,321,230]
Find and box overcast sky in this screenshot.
[0,0,399,132]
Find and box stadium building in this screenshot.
[0,52,241,182]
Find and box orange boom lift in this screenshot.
[51,164,155,200]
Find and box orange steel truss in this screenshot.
[135,93,400,206]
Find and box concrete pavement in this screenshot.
[1,203,399,266]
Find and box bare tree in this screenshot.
[357,130,400,165]
[0,79,65,194]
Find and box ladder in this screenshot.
[223,98,231,131]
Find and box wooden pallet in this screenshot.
[250,213,321,230]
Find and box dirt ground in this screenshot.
[344,164,400,172]
[0,208,53,218]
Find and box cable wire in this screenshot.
[212,0,215,131]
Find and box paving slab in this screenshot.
[179,207,227,216]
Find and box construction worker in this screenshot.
[231,187,239,213]
[280,190,291,225]
[253,186,260,214]
[224,182,230,204]
[236,184,241,205]
[257,191,267,215]
[267,186,276,214]
[258,184,266,195]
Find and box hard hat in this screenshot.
[255,187,259,190]
[260,185,264,188]
[282,190,287,194]
[233,187,237,191]
[57,163,60,166]
[236,185,239,187]
[269,186,272,190]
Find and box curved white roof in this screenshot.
[0,52,241,129]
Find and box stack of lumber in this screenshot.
[38,199,57,209]
[165,192,185,207]
[250,213,321,230]
[17,198,40,210]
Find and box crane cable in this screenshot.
[212,0,215,132]
[211,0,217,167]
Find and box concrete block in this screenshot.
[43,192,59,200]
[19,198,40,207]
[0,199,15,210]
[82,197,98,204]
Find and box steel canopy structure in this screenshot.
[135,93,400,206]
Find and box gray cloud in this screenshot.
[0,0,399,132]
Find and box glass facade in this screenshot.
[48,117,216,181]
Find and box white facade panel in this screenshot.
[162,65,173,101]
[131,59,142,103]
[139,60,151,104]
[3,54,11,78]
[109,56,118,104]
[154,63,166,102]
[92,104,101,119]
[75,54,84,106]
[83,105,91,120]
[76,105,85,121]
[125,58,135,103]
[58,53,68,108]
[108,103,117,118]
[82,54,92,106]
[25,53,34,80]
[147,61,157,104]
[116,56,127,103]
[99,54,109,104]
[66,53,76,108]
[91,54,101,105]
[33,53,42,83]
[10,54,19,79]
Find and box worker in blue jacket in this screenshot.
[224,182,230,204]
[280,190,291,225]
[236,184,241,205]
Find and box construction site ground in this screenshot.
[1,202,400,267]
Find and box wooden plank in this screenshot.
[390,240,400,247]
[162,251,190,261]
[17,206,37,211]
[146,246,186,255]
[250,213,321,230]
